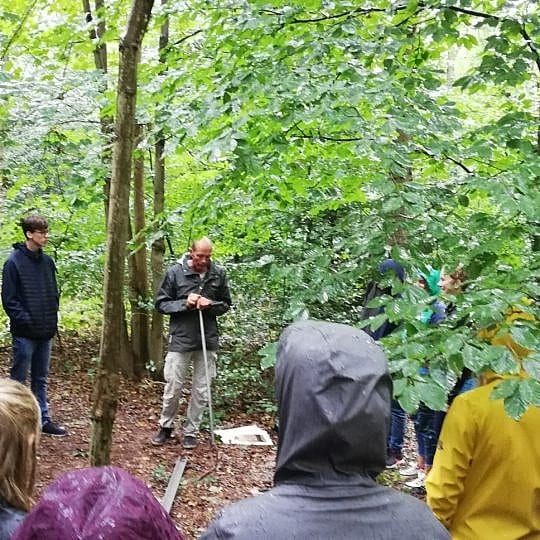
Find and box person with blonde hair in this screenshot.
[0,378,40,539]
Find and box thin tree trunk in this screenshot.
[129,124,150,380]
[90,0,154,467]
[388,129,411,247]
[149,0,168,375]
[82,0,113,217]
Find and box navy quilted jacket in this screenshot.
[2,243,59,340]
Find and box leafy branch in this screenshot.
[0,0,39,61]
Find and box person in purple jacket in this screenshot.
[12,466,183,540]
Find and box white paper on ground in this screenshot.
[214,424,273,446]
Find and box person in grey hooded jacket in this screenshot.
[201,320,449,540]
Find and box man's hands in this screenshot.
[187,293,212,310]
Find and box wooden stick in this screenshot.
[161,457,187,514]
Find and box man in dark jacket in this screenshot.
[1,215,66,436]
[151,237,231,449]
[201,321,449,540]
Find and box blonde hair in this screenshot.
[0,379,40,511]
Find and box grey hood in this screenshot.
[274,320,391,484]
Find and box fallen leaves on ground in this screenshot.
[0,335,276,539]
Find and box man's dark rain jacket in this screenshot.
[155,255,231,352]
[201,320,449,540]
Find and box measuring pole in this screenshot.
[199,309,215,444]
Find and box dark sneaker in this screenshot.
[151,427,173,446]
[182,434,197,449]
[385,450,404,469]
[42,421,67,437]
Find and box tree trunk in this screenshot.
[90,0,154,467]
[82,0,113,218]
[149,0,168,376]
[388,129,411,247]
[128,124,150,380]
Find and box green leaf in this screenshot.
[503,391,528,420]
[490,379,519,400]
[258,341,277,370]
[416,380,447,411]
[458,195,469,207]
[489,346,520,374]
[510,326,537,350]
[398,383,421,414]
[444,334,463,355]
[393,377,408,397]
[522,379,540,407]
[523,354,540,380]
[462,344,485,373]
[363,313,389,333]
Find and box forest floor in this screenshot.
[0,334,420,539]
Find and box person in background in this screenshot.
[1,215,66,437]
[439,266,477,405]
[401,268,445,489]
[360,259,407,468]
[151,237,232,449]
[426,308,539,538]
[201,321,450,540]
[11,466,183,539]
[0,379,40,540]
[418,268,446,325]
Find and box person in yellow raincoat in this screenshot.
[426,308,540,539]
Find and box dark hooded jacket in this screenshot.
[155,255,231,352]
[1,242,59,340]
[0,500,25,540]
[11,466,182,540]
[361,259,405,340]
[201,321,449,540]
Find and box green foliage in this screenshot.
[0,0,538,418]
[58,297,103,333]
[258,341,278,370]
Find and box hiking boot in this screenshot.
[182,434,197,449]
[151,426,173,446]
[42,421,67,437]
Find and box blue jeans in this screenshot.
[412,405,438,467]
[388,400,406,455]
[10,336,52,424]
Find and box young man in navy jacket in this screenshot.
[1,214,66,436]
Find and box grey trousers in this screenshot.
[159,350,217,436]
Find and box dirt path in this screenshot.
[0,337,276,539]
[0,335,423,539]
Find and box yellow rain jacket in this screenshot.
[426,309,540,539]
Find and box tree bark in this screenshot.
[82,0,114,218]
[128,124,150,380]
[90,0,154,467]
[149,0,168,375]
